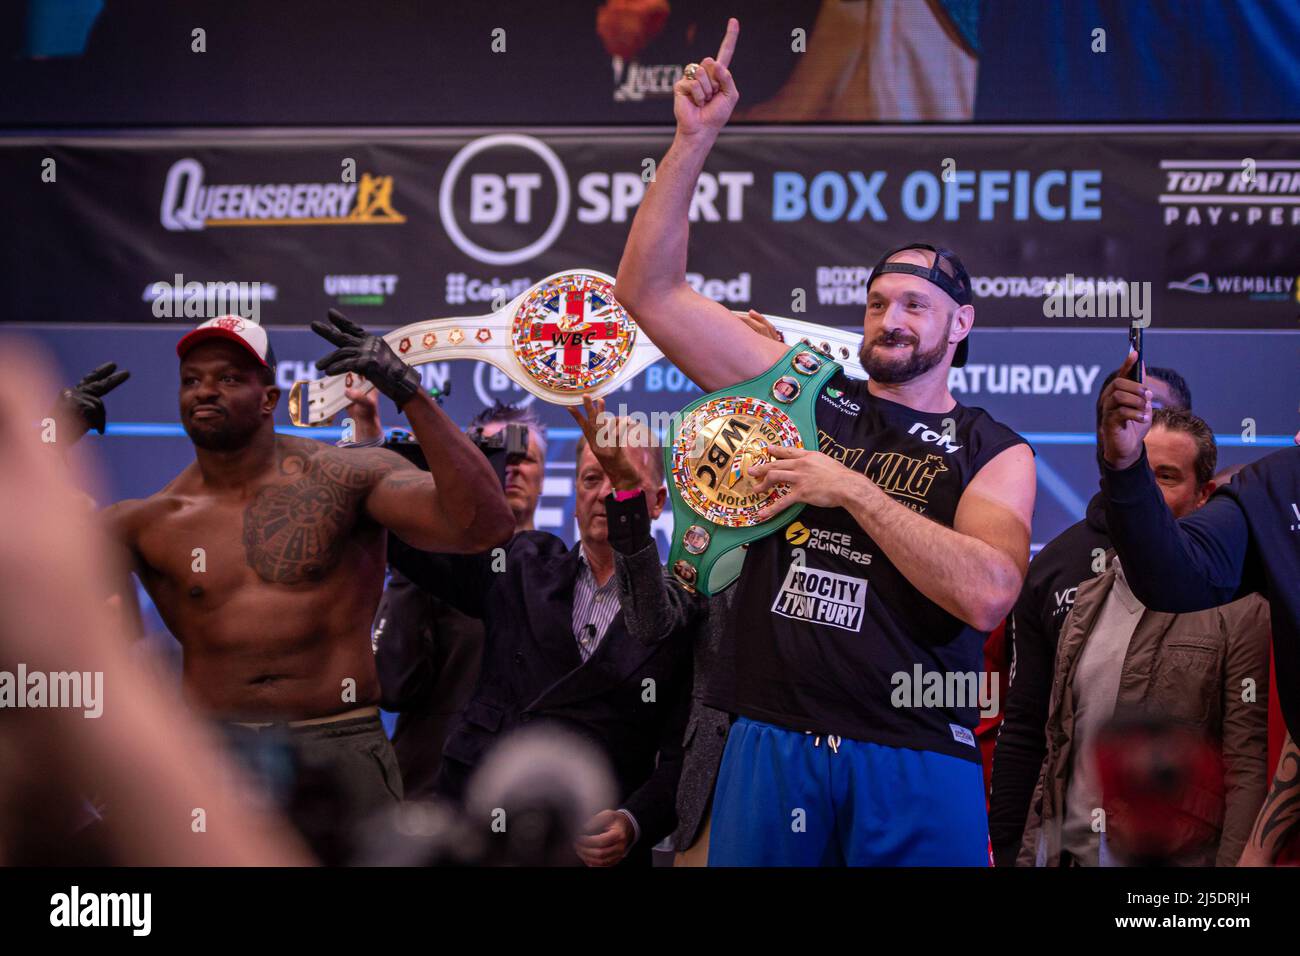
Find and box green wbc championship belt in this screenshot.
[664,344,840,595]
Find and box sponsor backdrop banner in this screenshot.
[3,127,1299,329]
[2,127,1296,552]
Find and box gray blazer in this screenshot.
[613,541,734,851]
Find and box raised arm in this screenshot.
[96,499,147,641]
[567,396,704,645]
[311,310,514,552]
[613,17,785,391]
[366,394,512,551]
[1098,352,1250,611]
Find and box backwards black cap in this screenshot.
[866,242,973,367]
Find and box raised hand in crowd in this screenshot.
[566,395,645,492]
[53,361,130,444]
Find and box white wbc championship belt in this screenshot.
[289,269,865,426]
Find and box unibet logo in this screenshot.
[786,521,811,546]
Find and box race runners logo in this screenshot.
[785,521,872,566]
[161,159,405,231]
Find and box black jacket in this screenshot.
[988,492,1111,867]
[605,491,736,853]
[389,530,692,867]
[1102,446,1300,738]
[372,570,484,798]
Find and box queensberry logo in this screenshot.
[161,159,406,231]
[772,169,1102,223]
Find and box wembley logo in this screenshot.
[1167,272,1212,293]
[1167,271,1294,300]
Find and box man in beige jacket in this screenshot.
[1019,408,1271,866]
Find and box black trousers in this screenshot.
[224,713,402,863]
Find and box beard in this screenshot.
[859,315,954,384]
[183,409,261,451]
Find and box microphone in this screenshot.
[465,725,617,866]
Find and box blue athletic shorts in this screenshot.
[708,717,990,866]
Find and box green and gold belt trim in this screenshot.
[664,344,840,595]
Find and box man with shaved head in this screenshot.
[612,17,1036,865]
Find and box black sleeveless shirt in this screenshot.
[713,370,1029,761]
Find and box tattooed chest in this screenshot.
[242,447,375,585]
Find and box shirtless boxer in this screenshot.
[99,313,513,837]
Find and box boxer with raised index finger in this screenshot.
[613,18,1036,866]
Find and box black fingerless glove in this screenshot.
[56,362,131,442]
[310,308,424,408]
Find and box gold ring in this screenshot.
[683,63,699,80]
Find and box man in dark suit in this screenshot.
[368,402,548,798]
[389,416,691,867]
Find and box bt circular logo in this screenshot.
[439,134,570,266]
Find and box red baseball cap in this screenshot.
[176,315,276,368]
